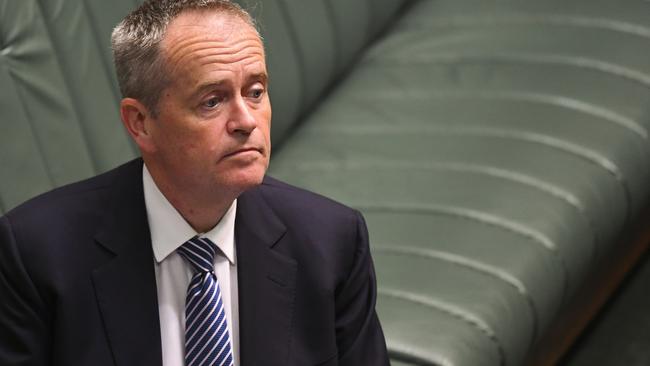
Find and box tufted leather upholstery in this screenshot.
[2,0,649,365]
[268,1,650,364]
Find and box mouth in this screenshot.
[222,147,263,159]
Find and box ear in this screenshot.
[120,98,156,153]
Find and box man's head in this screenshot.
[112,0,258,116]
[112,0,271,214]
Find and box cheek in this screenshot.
[188,126,228,157]
[163,127,210,161]
[183,142,198,151]
[258,108,272,140]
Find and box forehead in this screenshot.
[164,9,258,43]
[161,10,265,73]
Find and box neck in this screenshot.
[166,193,233,233]
[145,163,238,233]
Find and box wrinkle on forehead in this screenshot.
[161,11,264,76]
[168,38,264,71]
[195,52,265,68]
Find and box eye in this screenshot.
[248,85,265,99]
[202,96,221,109]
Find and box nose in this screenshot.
[226,96,257,135]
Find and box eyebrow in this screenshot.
[190,73,269,100]
[250,72,268,84]
[191,81,227,100]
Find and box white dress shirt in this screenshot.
[143,165,239,366]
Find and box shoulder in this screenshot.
[1,158,142,281]
[8,171,111,217]
[256,175,361,228]
[248,177,372,303]
[259,175,358,215]
[3,158,141,235]
[249,176,367,266]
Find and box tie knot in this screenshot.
[177,236,217,273]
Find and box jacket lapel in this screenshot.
[88,161,295,366]
[236,183,296,366]
[92,159,162,366]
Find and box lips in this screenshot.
[222,147,263,159]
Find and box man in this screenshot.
[0,1,389,365]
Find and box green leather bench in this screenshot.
[2,0,649,365]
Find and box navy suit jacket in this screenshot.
[0,158,388,366]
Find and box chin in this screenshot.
[220,164,267,194]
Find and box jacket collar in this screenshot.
[91,159,295,366]
[92,158,163,366]
[235,180,296,366]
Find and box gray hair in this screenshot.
[111,0,258,117]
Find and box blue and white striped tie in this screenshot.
[178,236,234,366]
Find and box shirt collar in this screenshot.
[143,164,237,265]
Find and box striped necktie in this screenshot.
[177,236,234,366]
